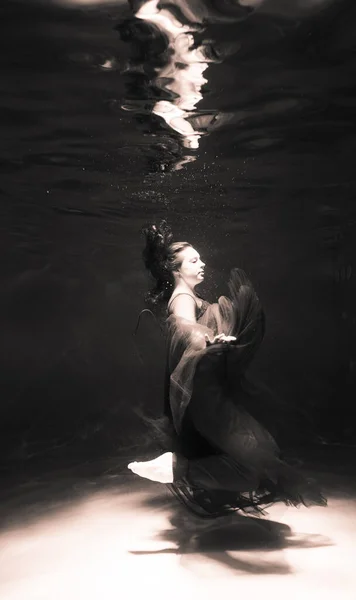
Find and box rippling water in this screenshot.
[1,0,356,463]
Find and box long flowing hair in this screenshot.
[142,220,191,306]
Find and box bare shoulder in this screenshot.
[168,294,197,321]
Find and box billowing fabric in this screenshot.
[162,269,326,514]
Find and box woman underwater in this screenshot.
[128,221,327,517]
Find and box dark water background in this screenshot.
[1,0,356,472]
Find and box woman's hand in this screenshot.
[205,333,237,346]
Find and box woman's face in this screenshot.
[175,246,205,287]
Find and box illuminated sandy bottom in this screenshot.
[0,475,355,600]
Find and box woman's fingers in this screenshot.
[205,333,237,346]
[216,335,237,344]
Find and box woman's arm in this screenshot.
[169,295,197,322]
[169,295,236,349]
[169,295,209,351]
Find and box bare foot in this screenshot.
[128,452,174,483]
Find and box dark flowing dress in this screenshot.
[149,269,326,517]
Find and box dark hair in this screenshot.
[142,220,191,305]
